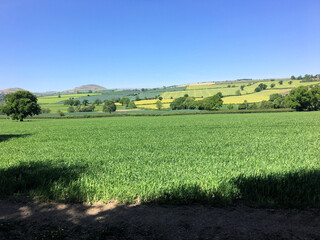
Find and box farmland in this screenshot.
[1,111,320,207]
[34,79,320,112]
[37,93,101,104]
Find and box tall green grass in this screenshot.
[1,112,320,207]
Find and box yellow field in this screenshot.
[134,99,174,105]
[222,89,291,104]
[37,93,101,104]
[137,103,171,109]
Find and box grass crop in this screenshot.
[1,112,320,207]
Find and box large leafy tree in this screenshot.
[285,86,312,111]
[119,97,130,107]
[310,85,320,110]
[2,91,41,121]
[170,96,187,110]
[103,100,116,113]
[202,94,223,110]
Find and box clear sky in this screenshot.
[1,0,319,92]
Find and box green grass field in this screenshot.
[1,112,320,207]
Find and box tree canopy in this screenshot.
[2,91,41,121]
[103,100,116,113]
[285,86,312,111]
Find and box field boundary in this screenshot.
[0,108,295,120]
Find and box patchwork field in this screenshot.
[37,93,101,104]
[1,112,320,207]
[161,79,320,100]
[222,89,291,104]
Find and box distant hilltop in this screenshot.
[65,84,107,92]
[0,84,108,96]
[0,88,25,94]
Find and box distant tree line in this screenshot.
[237,85,320,111]
[291,74,320,82]
[170,94,223,110]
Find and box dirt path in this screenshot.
[1,200,320,239]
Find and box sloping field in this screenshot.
[1,112,320,207]
[161,79,320,102]
[161,87,242,99]
[222,89,291,104]
[37,93,101,104]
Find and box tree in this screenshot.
[240,85,245,91]
[235,89,241,96]
[63,98,74,106]
[57,110,65,116]
[285,86,312,111]
[67,106,75,113]
[202,94,223,110]
[158,96,163,101]
[269,93,283,102]
[2,91,41,121]
[255,87,262,92]
[270,83,276,88]
[82,99,89,106]
[119,97,130,107]
[58,93,61,98]
[88,90,93,93]
[249,103,258,109]
[170,96,187,110]
[184,94,189,98]
[73,100,81,106]
[93,98,102,105]
[288,81,293,85]
[135,95,140,101]
[103,100,116,113]
[227,104,234,110]
[260,100,273,109]
[291,75,296,80]
[183,97,196,109]
[238,102,246,110]
[128,101,137,109]
[217,92,223,98]
[310,85,320,110]
[255,83,267,92]
[278,80,283,85]
[156,100,163,110]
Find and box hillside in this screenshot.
[0,88,25,94]
[66,84,107,92]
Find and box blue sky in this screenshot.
[1,0,319,92]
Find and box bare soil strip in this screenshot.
[1,200,320,239]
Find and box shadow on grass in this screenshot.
[233,169,320,208]
[1,167,320,238]
[0,161,87,202]
[0,134,31,143]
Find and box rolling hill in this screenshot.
[65,84,107,92]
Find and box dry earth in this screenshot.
[1,200,320,239]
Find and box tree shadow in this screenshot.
[0,161,87,202]
[1,167,320,238]
[0,134,31,143]
[233,169,320,208]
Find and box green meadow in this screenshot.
[1,112,320,207]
